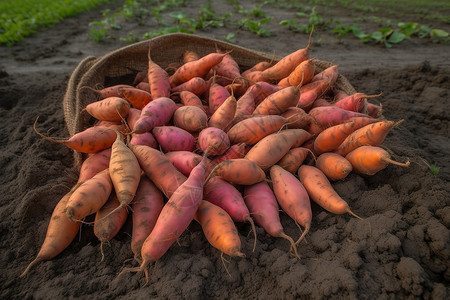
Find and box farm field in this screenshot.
[0,1,449,299]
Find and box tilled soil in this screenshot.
[1,1,449,299]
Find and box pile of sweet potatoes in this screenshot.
[23,34,410,284]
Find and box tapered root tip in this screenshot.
[19,257,41,278]
[279,232,300,259]
[140,259,151,286]
[294,224,310,246]
[231,250,245,258]
[346,208,364,220]
[382,157,411,168]
[133,253,143,265]
[118,258,151,286]
[236,251,245,258]
[33,116,64,144]
[393,119,405,128]
[100,241,105,262]
[118,265,142,278]
[245,216,257,252]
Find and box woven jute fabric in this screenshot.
[63,33,357,167]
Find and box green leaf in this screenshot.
[224,32,235,43]
[378,27,393,35]
[351,25,365,39]
[89,20,104,27]
[418,25,432,38]
[388,31,405,43]
[169,12,186,20]
[370,31,383,41]
[362,34,372,43]
[431,29,449,38]
[246,21,258,32]
[398,22,418,38]
[258,28,271,37]
[295,12,308,17]
[259,17,272,24]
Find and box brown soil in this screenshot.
[1,1,449,299]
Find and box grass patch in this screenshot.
[0,0,116,46]
[420,158,441,176]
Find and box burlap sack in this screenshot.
[63,33,356,167]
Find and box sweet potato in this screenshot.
[198,127,230,156]
[252,85,301,116]
[152,126,195,152]
[34,117,116,154]
[131,145,187,198]
[315,152,352,181]
[297,165,361,219]
[65,169,113,222]
[227,115,288,145]
[131,154,207,284]
[85,97,130,122]
[245,129,312,171]
[94,191,128,261]
[204,176,257,251]
[270,165,311,245]
[205,158,266,186]
[194,200,244,257]
[208,95,237,131]
[131,175,164,261]
[131,97,177,134]
[244,181,298,256]
[165,151,215,178]
[20,183,82,277]
[78,148,112,183]
[173,105,208,133]
[334,120,402,157]
[345,145,410,175]
[118,87,152,110]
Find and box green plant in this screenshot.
[224,32,236,43]
[362,28,406,48]
[88,21,110,42]
[331,19,449,47]
[121,0,151,25]
[248,4,267,18]
[280,6,328,34]
[88,9,121,43]
[398,22,449,40]
[120,32,140,44]
[102,9,121,30]
[150,7,166,25]
[420,158,440,175]
[196,2,231,30]
[332,22,365,39]
[239,17,273,37]
[0,0,111,46]
[148,0,187,25]
[429,163,440,175]
[169,12,196,29]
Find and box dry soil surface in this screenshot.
[1,1,449,299]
